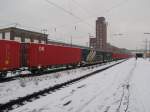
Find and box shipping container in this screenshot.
[112,53,130,60]
[23,43,81,68]
[0,40,20,72]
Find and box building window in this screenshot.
[41,41,45,44]
[34,39,39,43]
[5,32,10,40]
[25,38,31,43]
[0,33,2,39]
[14,37,21,42]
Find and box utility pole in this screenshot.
[41,29,48,43]
[88,33,91,48]
[70,35,72,47]
[14,23,19,28]
[86,42,89,47]
[144,38,148,58]
[149,41,150,61]
[41,29,47,35]
[88,33,95,49]
[144,33,150,59]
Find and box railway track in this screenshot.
[0,60,120,83]
[0,76,20,83]
[0,67,70,83]
[0,60,127,112]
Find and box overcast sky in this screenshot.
[0,0,150,50]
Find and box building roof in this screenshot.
[0,27,48,39]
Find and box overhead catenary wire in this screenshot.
[104,0,129,16]
[0,0,131,32]
[44,0,83,22]
[44,0,95,30]
[33,0,131,43]
[1,0,130,32]
[43,0,96,44]
[43,0,130,36]
[0,0,131,44]
[71,0,94,17]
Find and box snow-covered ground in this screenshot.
[8,58,150,112]
[0,60,123,105]
[128,58,150,112]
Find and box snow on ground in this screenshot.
[8,58,139,112]
[10,58,150,112]
[0,60,123,105]
[128,58,150,112]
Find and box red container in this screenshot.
[26,43,81,68]
[0,40,20,72]
[112,53,130,59]
[112,53,118,59]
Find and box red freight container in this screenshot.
[0,40,20,72]
[112,53,117,59]
[26,43,81,68]
[112,53,130,59]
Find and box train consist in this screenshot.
[0,40,131,77]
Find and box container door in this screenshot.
[21,43,28,67]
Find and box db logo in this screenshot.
[39,46,45,52]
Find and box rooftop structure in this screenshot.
[0,27,48,43]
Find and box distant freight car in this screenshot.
[112,53,130,60]
[21,43,81,72]
[0,40,20,76]
[103,51,112,62]
[81,48,112,64]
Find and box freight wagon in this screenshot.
[81,48,112,65]
[112,53,131,60]
[21,43,81,73]
[0,40,20,77]
[0,40,131,77]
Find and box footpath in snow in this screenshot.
[4,58,150,112]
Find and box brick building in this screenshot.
[0,27,48,43]
[90,17,107,50]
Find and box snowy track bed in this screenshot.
[8,58,135,112]
[9,58,150,112]
[0,60,124,108]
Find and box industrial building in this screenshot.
[0,27,48,43]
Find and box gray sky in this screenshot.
[0,0,150,50]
